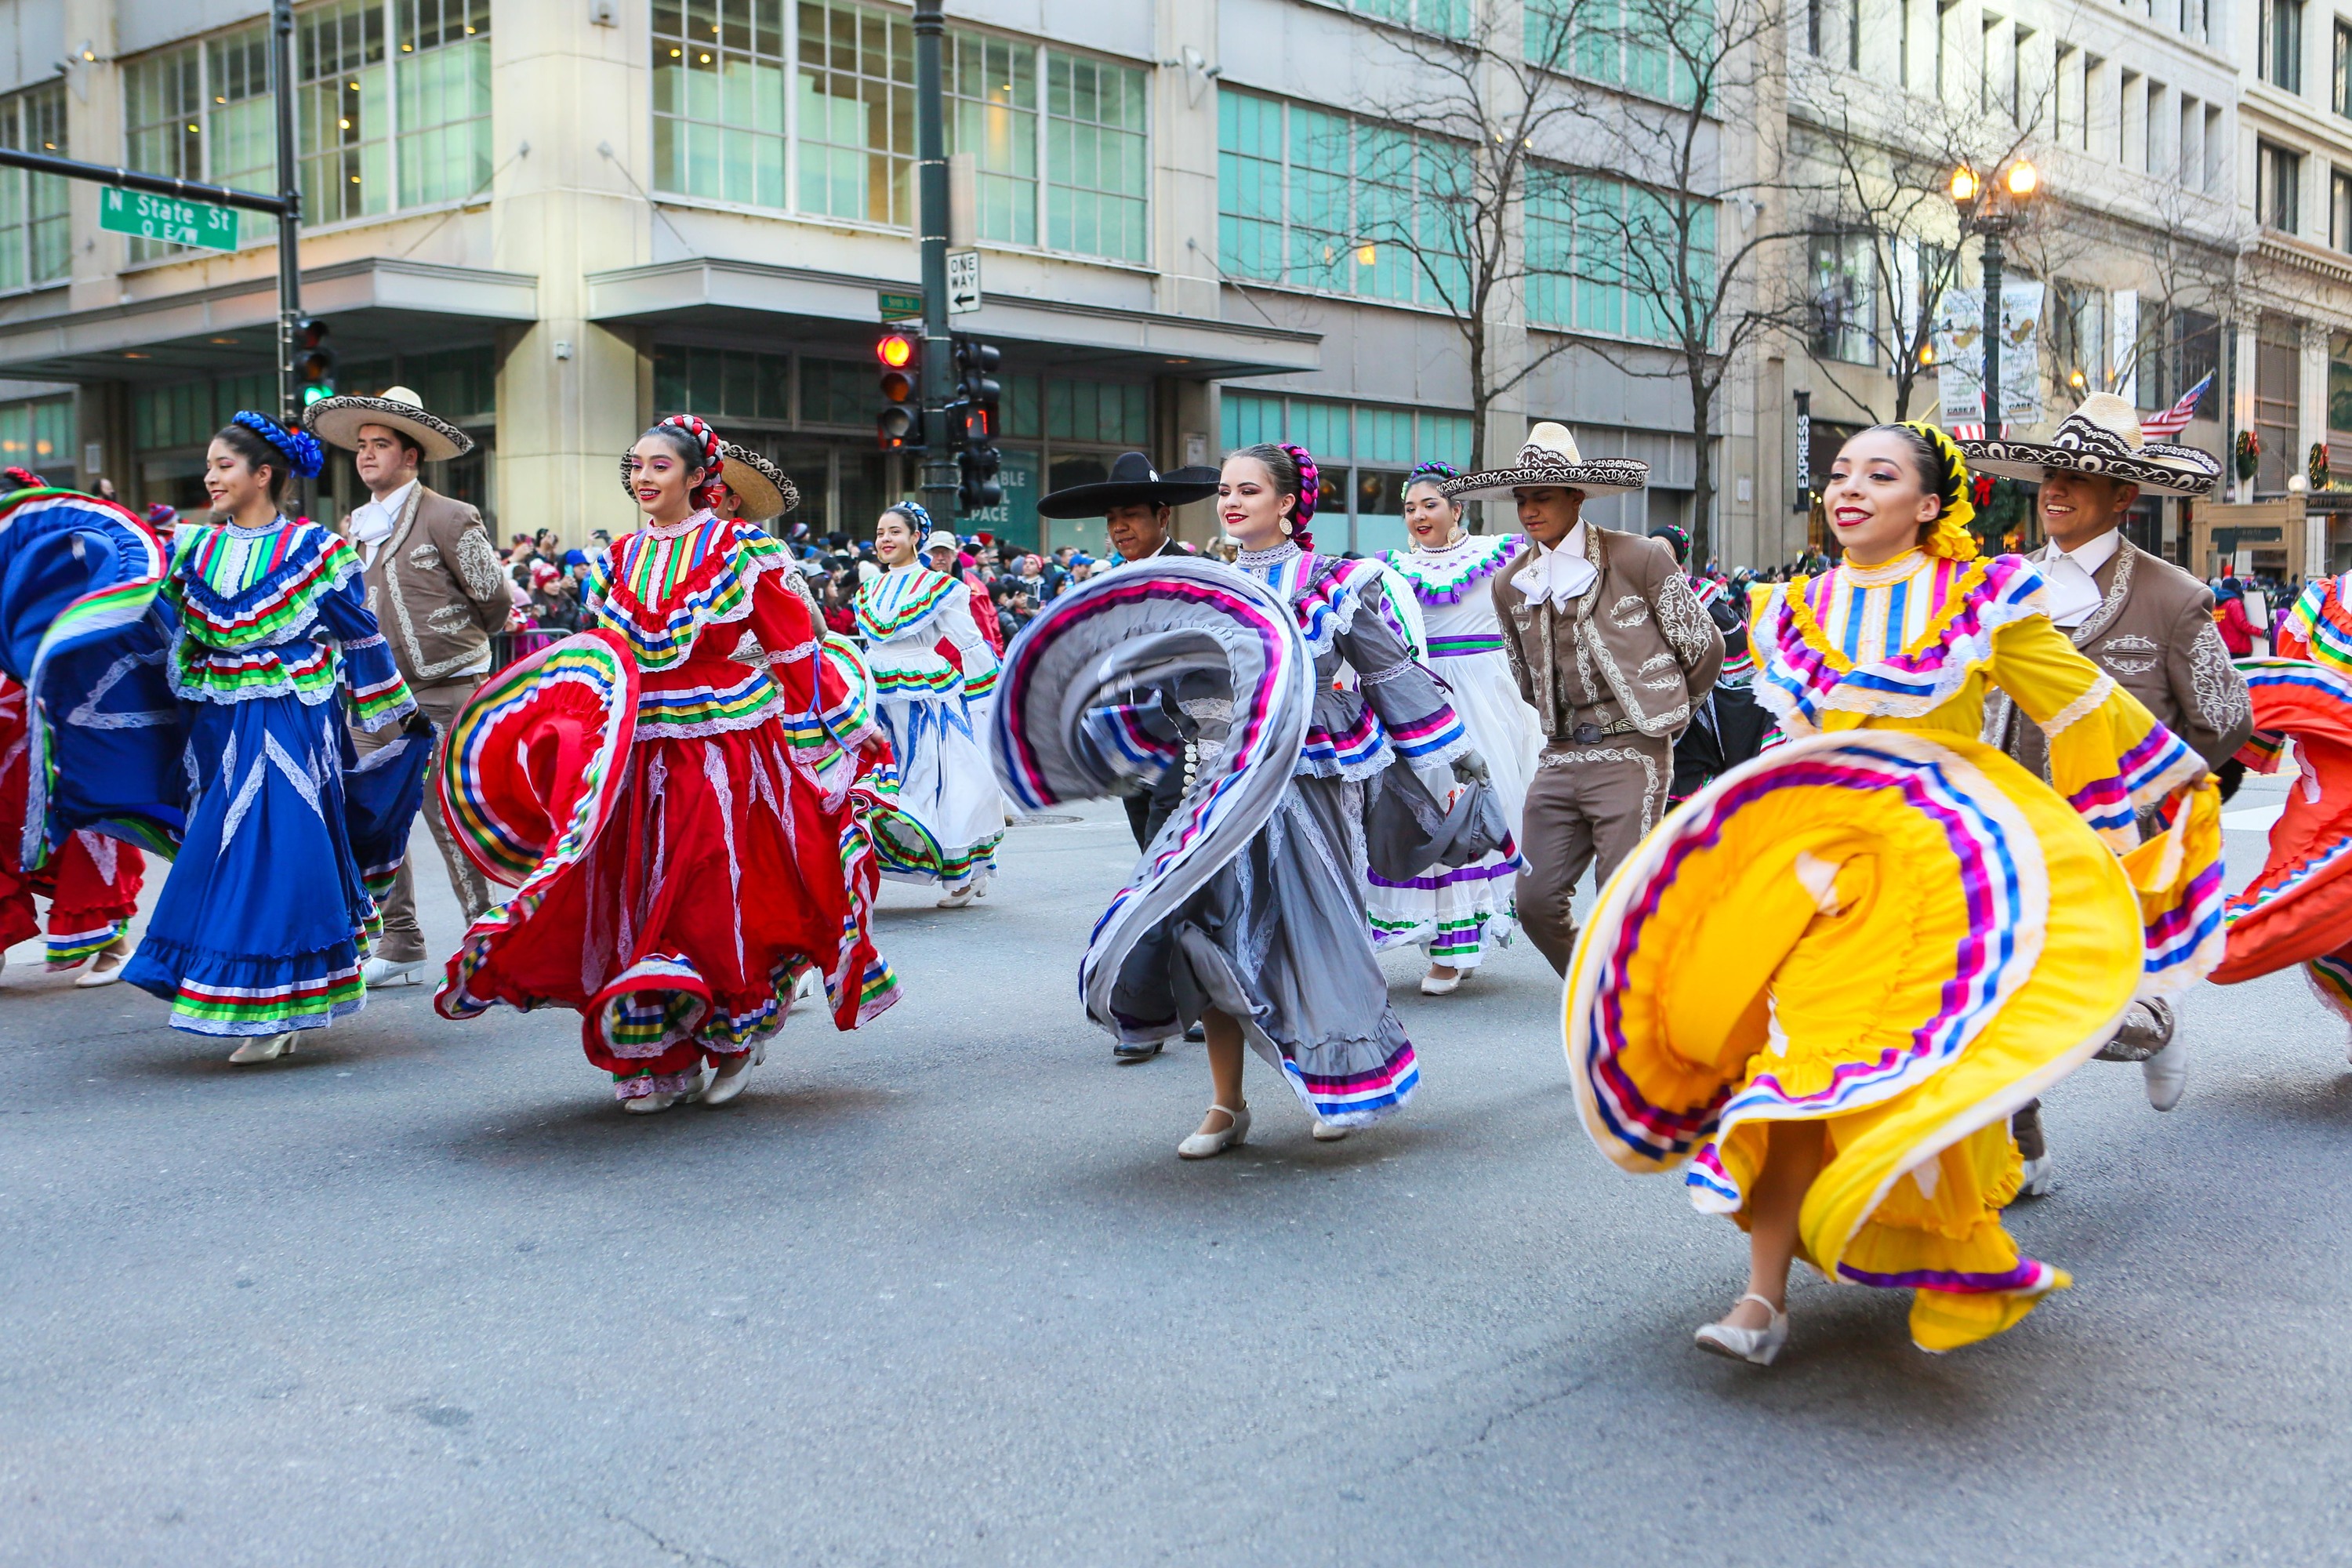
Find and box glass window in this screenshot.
[1288,398,1351,461]
[2335,169,2352,252]
[1216,90,1284,283]
[1808,229,1876,365]
[1044,52,1146,262]
[1220,390,1283,452]
[2260,140,2303,233]
[2263,0,2304,92]
[1527,0,1700,103]
[797,0,914,227]
[949,34,1037,246]
[2329,330,2352,439]
[1348,0,1470,34]
[1000,372,1041,438]
[0,397,73,472]
[1356,405,1414,465]
[123,47,206,263]
[798,357,873,426]
[1419,413,1472,467]
[2336,19,2351,115]
[1526,166,1707,346]
[298,0,391,224]
[396,0,492,207]
[1044,378,1146,445]
[654,0,786,207]
[208,28,278,245]
[0,85,71,290]
[654,343,792,421]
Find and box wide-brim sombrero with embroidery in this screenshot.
[1961,393,2220,497]
[303,384,474,463]
[718,442,798,522]
[1442,421,1649,500]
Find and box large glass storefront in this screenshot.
[131,343,499,523]
[653,342,1152,550]
[1221,390,1472,555]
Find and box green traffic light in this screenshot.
[302,382,335,406]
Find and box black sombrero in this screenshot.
[1442,422,1648,500]
[1962,394,2220,498]
[1037,451,1221,517]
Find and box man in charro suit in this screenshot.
[304,386,510,985]
[1446,423,1724,975]
[1965,394,2252,1177]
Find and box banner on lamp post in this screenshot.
[1932,281,2045,429]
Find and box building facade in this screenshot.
[0,0,1752,558]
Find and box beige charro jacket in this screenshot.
[1987,535,2254,776]
[1490,524,1724,743]
[340,483,510,688]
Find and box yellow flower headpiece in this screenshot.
[1899,420,1980,561]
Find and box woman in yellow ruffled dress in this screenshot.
[1566,424,2223,1361]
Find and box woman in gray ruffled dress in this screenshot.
[991,441,1484,1157]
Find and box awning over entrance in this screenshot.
[584,258,1320,380]
[0,257,538,383]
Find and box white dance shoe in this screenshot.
[1178,1104,1249,1159]
[701,1047,763,1108]
[2017,1154,2057,1197]
[226,1032,296,1065]
[361,956,426,987]
[622,1090,680,1114]
[2141,1040,2187,1112]
[1311,1120,1351,1142]
[75,945,133,987]
[936,887,975,909]
[1694,1294,1789,1365]
[1419,968,1462,996]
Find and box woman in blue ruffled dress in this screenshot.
[122,412,430,1063]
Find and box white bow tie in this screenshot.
[2040,550,2103,628]
[1516,539,1597,610]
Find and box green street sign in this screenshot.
[98,186,239,252]
[878,289,924,321]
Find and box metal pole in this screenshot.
[0,147,286,212]
[271,0,303,430]
[911,0,958,524]
[1980,224,2004,441]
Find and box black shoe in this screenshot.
[1184,1022,1206,1043]
[1113,1040,1164,1063]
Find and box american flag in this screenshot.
[1948,423,2012,441]
[2140,372,2215,440]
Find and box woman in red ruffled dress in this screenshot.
[436,416,898,1112]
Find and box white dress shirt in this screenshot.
[2037,528,2121,629]
[1513,521,1596,610]
[347,478,416,570]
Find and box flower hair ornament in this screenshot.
[1279,442,1319,552]
[230,409,325,480]
[1897,420,1980,562]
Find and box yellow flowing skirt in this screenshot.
[1565,731,2143,1351]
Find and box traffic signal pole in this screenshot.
[270,0,304,429]
[910,0,960,524]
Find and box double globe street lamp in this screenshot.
[1949,159,2040,437]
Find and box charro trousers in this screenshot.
[1514,736,1672,975]
[348,676,495,964]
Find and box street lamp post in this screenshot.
[1949,161,2038,439]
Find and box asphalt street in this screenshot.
[3,764,2347,1566]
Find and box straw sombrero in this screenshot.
[1961,394,2220,497]
[302,384,473,463]
[717,441,799,522]
[1442,422,1649,501]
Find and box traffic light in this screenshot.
[296,318,336,406]
[952,336,1003,514]
[876,331,918,449]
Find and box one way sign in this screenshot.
[947,249,982,314]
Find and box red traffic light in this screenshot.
[877,333,915,369]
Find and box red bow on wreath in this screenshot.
[1969,474,1994,509]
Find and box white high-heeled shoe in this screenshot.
[1693,1293,1789,1365]
[1311,1120,1351,1142]
[1178,1103,1249,1159]
[226,1031,296,1065]
[936,886,975,909]
[1419,968,1462,996]
[622,1089,680,1114]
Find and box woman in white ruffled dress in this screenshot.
[1370,460,1544,993]
[855,502,1006,906]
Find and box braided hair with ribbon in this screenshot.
[883,499,935,535]
[620,414,727,511]
[1885,419,1980,561]
[1227,441,1319,552]
[228,410,325,480]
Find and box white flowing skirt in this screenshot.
[874,691,1007,891]
[1364,646,1542,967]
